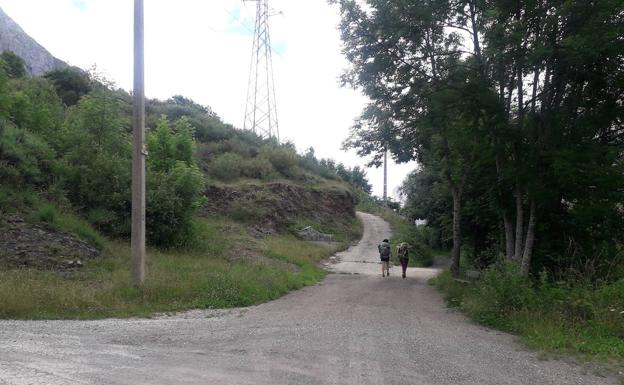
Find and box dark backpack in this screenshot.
[379,242,390,257]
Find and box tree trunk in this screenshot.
[514,183,524,261]
[503,212,515,260]
[495,155,514,259]
[521,200,537,275]
[469,0,482,64]
[450,189,462,277]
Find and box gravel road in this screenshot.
[0,212,616,385]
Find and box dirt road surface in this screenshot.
[0,212,616,385]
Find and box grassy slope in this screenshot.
[0,186,362,320]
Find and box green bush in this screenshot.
[265,148,299,177]
[8,77,65,137]
[44,67,92,106]
[32,204,57,223]
[147,164,206,247]
[209,153,243,181]
[0,122,56,186]
[0,51,26,78]
[56,88,132,235]
[241,156,276,180]
[146,117,206,247]
[462,262,536,327]
[411,241,435,267]
[430,270,466,308]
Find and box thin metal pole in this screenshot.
[131,0,146,284]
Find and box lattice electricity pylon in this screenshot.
[243,0,280,141]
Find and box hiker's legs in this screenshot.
[381,261,385,276]
[400,259,408,278]
[384,261,390,275]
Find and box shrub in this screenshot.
[241,157,276,180]
[32,204,58,224]
[0,122,56,186]
[147,162,206,247]
[143,115,206,247]
[57,88,132,236]
[209,153,243,181]
[265,148,298,177]
[411,241,435,267]
[430,271,466,308]
[44,67,92,107]
[462,262,536,327]
[0,51,26,78]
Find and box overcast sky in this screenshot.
[0,0,416,199]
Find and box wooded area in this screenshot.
[336,0,623,282]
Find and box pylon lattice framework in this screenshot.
[244,0,279,141]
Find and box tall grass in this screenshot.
[430,264,624,368]
[0,216,359,320]
[31,204,105,248]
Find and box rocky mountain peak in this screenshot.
[0,6,67,75]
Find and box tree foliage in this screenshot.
[336,0,624,280]
[0,51,27,78]
[44,67,92,106]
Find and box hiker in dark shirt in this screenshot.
[378,239,391,277]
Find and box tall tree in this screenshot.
[0,51,26,78]
[335,0,624,277]
[336,0,496,275]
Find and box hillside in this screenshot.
[0,7,66,75]
[0,42,370,318]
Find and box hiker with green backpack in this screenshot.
[397,242,410,279]
[378,239,391,277]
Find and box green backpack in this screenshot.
[397,243,409,259]
[379,242,391,257]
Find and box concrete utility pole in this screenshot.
[383,147,388,204]
[131,0,146,284]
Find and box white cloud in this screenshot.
[0,0,416,199]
